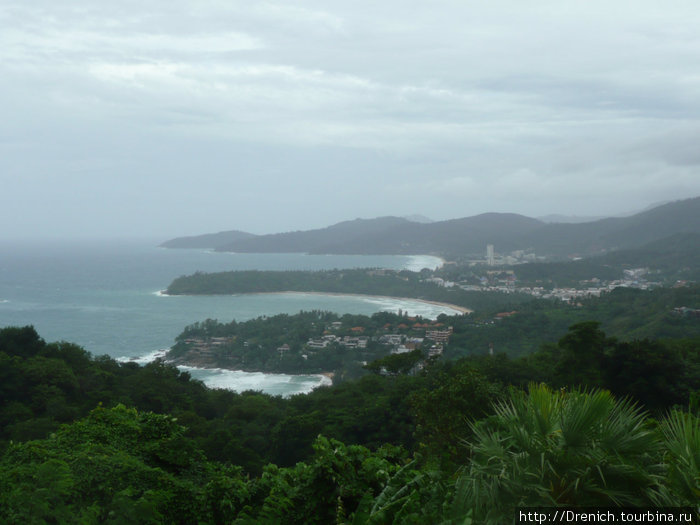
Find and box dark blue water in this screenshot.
[0,240,449,394]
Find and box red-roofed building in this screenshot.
[495,311,518,319]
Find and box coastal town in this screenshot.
[167,313,455,375]
[431,270,658,302]
[163,241,692,375]
[427,244,661,303]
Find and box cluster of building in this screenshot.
[301,323,454,358]
[172,336,237,365]
[381,325,452,358]
[672,306,700,318]
[531,272,659,302]
[305,334,369,350]
[172,319,458,366]
[462,276,659,302]
[473,245,544,267]
[432,245,668,302]
[429,255,660,302]
[180,336,235,355]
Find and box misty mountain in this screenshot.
[161,197,699,258]
[594,232,700,280]
[537,214,607,224]
[508,232,700,285]
[537,200,674,223]
[160,230,257,249]
[215,216,413,253]
[403,214,434,223]
[525,197,700,256]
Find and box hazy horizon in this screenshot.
[2,195,694,242]
[3,1,700,239]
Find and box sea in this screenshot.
[0,239,457,396]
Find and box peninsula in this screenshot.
[163,268,531,313]
[165,310,458,376]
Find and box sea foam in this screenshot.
[404,255,444,272]
[178,366,331,397]
[116,348,169,365]
[360,296,461,319]
[114,351,332,396]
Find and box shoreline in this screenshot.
[122,350,336,388]
[159,289,472,315]
[174,363,334,394]
[256,291,472,315]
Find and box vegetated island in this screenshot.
[163,267,534,313]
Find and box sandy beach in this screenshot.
[244,291,472,315]
[160,289,472,315]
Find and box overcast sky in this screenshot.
[2,1,699,239]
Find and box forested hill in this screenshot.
[159,229,256,249]
[1,323,699,522]
[520,197,700,256]
[595,232,700,280]
[165,267,535,312]
[160,197,700,258]
[216,213,543,256]
[477,232,700,285]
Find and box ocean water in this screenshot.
[0,239,453,396]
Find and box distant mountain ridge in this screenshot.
[537,214,607,224]
[215,216,413,254]
[403,214,434,224]
[160,197,699,258]
[160,230,257,249]
[525,197,700,256]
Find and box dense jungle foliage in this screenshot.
[446,284,700,357]
[1,320,699,522]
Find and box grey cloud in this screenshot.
[1,0,699,238]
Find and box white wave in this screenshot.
[0,299,9,303]
[178,365,330,397]
[360,296,460,319]
[404,255,444,272]
[153,290,169,297]
[267,291,462,319]
[116,348,169,364]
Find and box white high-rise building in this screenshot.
[486,244,495,266]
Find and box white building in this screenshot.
[486,244,495,266]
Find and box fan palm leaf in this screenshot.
[458,384,662,524]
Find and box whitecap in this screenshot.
[178,365,330,397]
[404,255,444,272]
[116,348,169,364]
[360,296,461,319]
